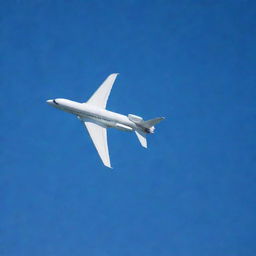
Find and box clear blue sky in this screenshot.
[1,0,255,255]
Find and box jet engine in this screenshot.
[115,123,133,131]
[128,114,143,124]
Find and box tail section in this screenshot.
[134,117,164,148]
[132,116,164,147]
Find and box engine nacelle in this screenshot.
[128,114,143,124]
[115,123,133,132]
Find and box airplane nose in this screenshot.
[46,99,53,104]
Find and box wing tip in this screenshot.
[104,163,113,169]
[110,73,119,77]
[103,159,112,169]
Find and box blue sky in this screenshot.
[1,0,256,255]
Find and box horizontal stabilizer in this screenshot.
[141,117,165,128]
[135,130,147,148]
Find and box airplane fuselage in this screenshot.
[47,98,139,132]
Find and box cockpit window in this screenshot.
[53,99,58,105]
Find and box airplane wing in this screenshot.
[83,121,111,168]
[86,73,119,109]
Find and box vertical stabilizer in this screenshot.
[135,130,147,148]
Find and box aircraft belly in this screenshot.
[64,103,136,130]
[97,119,115,127]
[78,114,114,127]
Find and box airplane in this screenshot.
[46,73,164,168]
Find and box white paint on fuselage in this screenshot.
[47,98,137,131]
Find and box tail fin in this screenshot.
[135,130,147,148]
[141,117,165,128]
[135,117,164,148]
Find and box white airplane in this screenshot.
[46,74,164,168]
